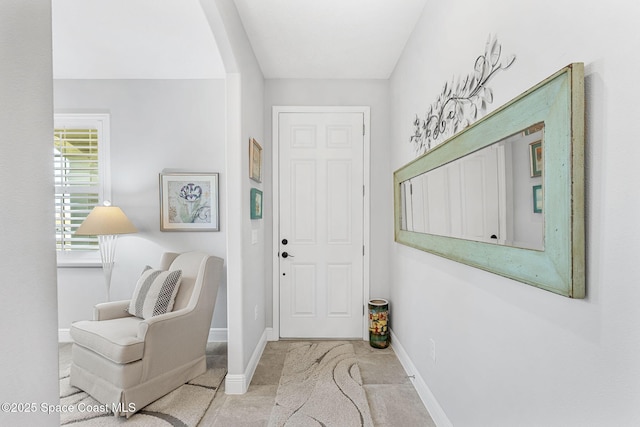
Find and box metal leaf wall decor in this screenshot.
[410,35,516,156]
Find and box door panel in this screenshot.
[291,160,316,243]
[459,146,499,243]
[327,160,352,243]
[327,264,352,316]
[291,264,316,316]
[278,112,364,338]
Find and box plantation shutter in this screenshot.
[54,119,107,252]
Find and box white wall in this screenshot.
[508,131,543,249]
[263,79,392,324]
[54,79,228,331]
[390,1,640,425]
[201,0,266,393]
[0,1,60,426]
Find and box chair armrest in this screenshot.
[137,308,208,380]
[93,300,132,321]
[137,308,191,337]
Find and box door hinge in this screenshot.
[362,123,365,136]
[363,185,365,196]
[363,245,365,256]
[363,305,365,316]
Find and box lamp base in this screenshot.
[98,234,118,301]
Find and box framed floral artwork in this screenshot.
[159,172,219,231]
[249,138,262,182]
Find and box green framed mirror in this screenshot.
[394,63,585,298]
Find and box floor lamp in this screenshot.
[75,202,137,301]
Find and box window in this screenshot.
[54,114,110,265]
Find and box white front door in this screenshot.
[277,111,365,338]
[457,144,500,243]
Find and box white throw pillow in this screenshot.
[128,266,183,319]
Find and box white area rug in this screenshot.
[268,341,374,427]
[59,364,225,426]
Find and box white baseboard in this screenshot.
[390,329,453,427]
[225,328,268,394]
[208,328,228,342]
[266,327,277,341]
[60,328,228,343]
[59,329,72,342]
[224,373,247,395]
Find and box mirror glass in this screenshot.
[399,123,544,250]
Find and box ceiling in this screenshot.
[233,0,427,79]
[52,0,427,79]
[52,0,226,79]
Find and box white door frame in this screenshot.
[272,106,371,340]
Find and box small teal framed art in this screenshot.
[533,185,543,213]
[250,188,263,219]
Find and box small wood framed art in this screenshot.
[529,140,542,177]
[249,138,263,182]
[159,172,219,231]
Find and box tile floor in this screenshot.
[60,340,436,426]
[200,340,436,426]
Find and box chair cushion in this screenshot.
[127,266,182,319]
[70,317,145,364]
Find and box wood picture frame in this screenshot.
[249,138,262,182]
[529,140,542,177]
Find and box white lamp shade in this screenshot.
[75,206,137,236]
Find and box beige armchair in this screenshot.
[69,251,224,417]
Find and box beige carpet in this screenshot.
[59,363,226,426]
[268,341,374,427]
